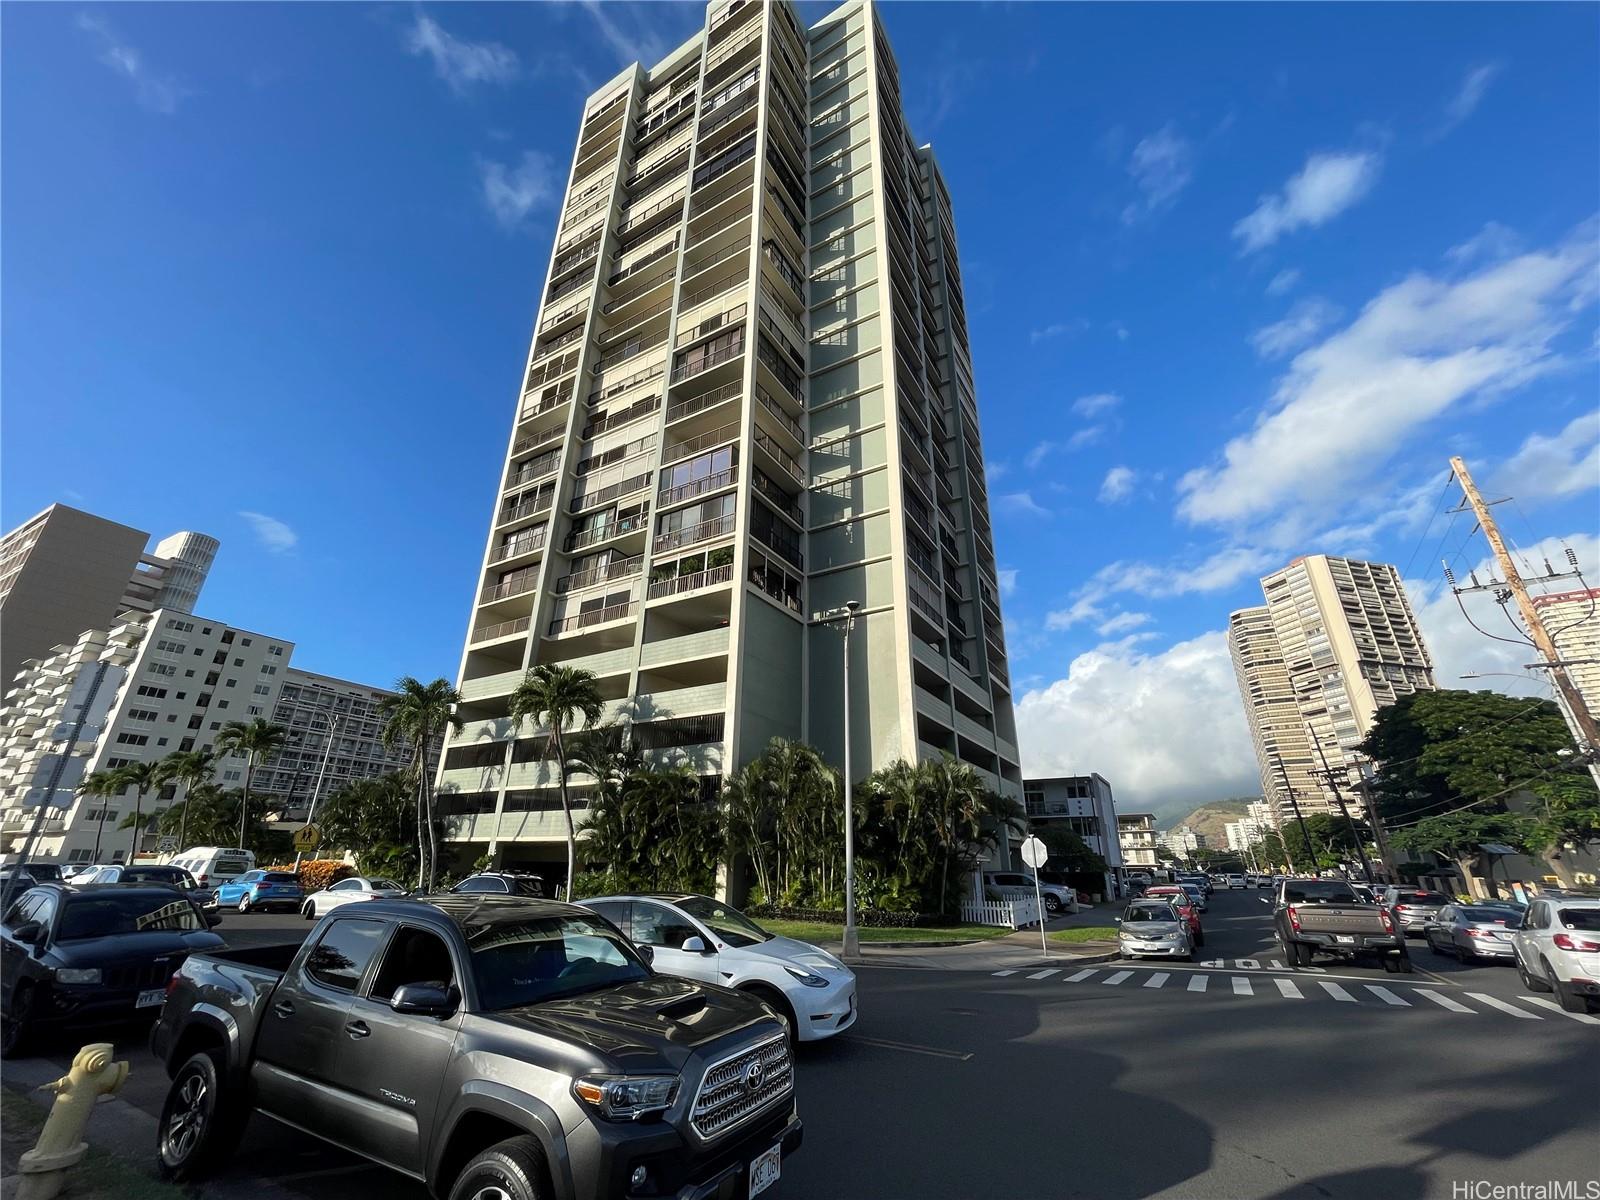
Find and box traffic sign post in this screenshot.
[292,823,322,855]
[1020,835,1049,960]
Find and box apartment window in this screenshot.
[202,627,212,635]
[254,684,271,696]
[188,715,203,730]
[125,708,160,722]
[135,686,168,699]
[217,700,229,709]
[176,692,186,700]
[185,670,195,677]
[210,722,221,731]
[205,671,220,686]
[155,639,186,654]
[223,770,241,782]
[157,738,169,747]
[165,619,194,633]
[166,714,177,722]
[261,665,277,675]
[248,705,262,716]
[115,733,149,746]
[178,738,194,752]
[147,663,177,677]
[269,645,284,657]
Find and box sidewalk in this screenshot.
[819,904,1120,971]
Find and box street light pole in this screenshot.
[840,600,860,960]
[294,709,342,870]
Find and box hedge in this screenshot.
[263,859,356,893]
[743,904,942,929]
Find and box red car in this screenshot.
[1145,885,1205,946]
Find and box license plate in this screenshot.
[1334,935,1354,944]
[136,988,165,1009]
[749,1144,781,1198]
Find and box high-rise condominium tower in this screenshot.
[1231,554,1436,826]
[438,0,1019,873]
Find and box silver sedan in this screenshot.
[301,875,407,920]
[1118,901,1195,961]
[1422,903,1523,962]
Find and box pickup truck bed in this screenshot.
[1271,882,1411,972]
[1294,905,1390,934]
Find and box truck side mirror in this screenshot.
[10,920,41,945]
[391,982,458,1017]
[206,913,224,928]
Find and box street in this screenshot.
[6,889,1597,1200]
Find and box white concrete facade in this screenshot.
[1023,773,1122,896]
[1532,587,1600,729]
[1117,812,1159,870]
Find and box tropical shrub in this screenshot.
[264,859,355,892]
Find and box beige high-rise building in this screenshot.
[1531,587,1600,726]
[436,0,1018,874]
[1233,555,1436,825]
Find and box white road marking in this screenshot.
[1236,958,1260,970]
[1232,976,1253,996]
[1200,959,1224,968]
[842,1034,974,1061]
[1415,989,1474,1013]
[1466,992,1542,1019]
[1188,974,1208,993]
[990,970,1017,977]
[1143,973,1169,989]
[1365,986,1410,1007]
[1026,968,1059,980]
[1064,969,1098,982]
[1103,971,1133,985]
[1321,982,1358,1003]
[1518,996,1600,1025]
[1275,978,1303,999]
[1269,959,1284,970]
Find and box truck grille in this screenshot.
[691,1035,792,1140]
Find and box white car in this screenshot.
[1512,895,1600,1013]
[301,875,407,920]
[1225,873,1247,890]
[583,893,857,1042]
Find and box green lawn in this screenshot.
[1047,925,1118,944]
[757,918,1013,944]
[2,1091,186,1200]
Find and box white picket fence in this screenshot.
[959,896,1042,930]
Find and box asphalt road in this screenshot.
[8,892,1598,1200]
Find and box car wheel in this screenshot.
[741,983,800,1048]
[1,984,36,1060]
[1044,894,1062,915]
[236,895,251,914]
[1518,957,1552,993]
[447,1134,551,1200]
[157,1050,249,1181]
[1426,934,1446,956]
[1457,942,1476,964]
[1552,978,1589,1014]
[1395,951,1414,974]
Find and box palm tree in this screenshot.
[76,770,125,863]
[378,678,462,891]
[215,719,288,849]
[508,665,603,901]
[920,755,992,915]
[112,760,164,865]
[158,749,217,853]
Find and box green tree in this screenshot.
[921,756,997,915]
[152,783,237,850]
[507,665,602,900]
[724,739,840,906]
[378,677,462,892]
[216,719,289,849]
[313,773,421,879]
[1032,825,1108,876]
[75,770,125,863]
[579,766,722,895]
[158,749,217,852]
[111,760,164,864]
[1391,811,1538,893]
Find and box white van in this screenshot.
[168,846,256,891]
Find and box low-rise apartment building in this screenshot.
[1117,812,1159,872]
[1024,773,1122,897]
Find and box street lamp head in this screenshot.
[845,600,860,613]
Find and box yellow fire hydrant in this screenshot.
[15,1042,129,1200]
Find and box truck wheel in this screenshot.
[1,985,36,1060]
[448,1135,551,1200]
[157,1050,248,1181]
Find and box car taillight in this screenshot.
[1393,904,1409,912]
[1287,905,1301,932]
[197,874,208,885]
[165,972,183,997]
[1466,928,1490,937]
[1553,933,1600,952]
[1378,909,1394,933]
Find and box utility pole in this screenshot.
[1269,757,1306,874]
[1448,455,1600,758]
[1310,736,1375,885]
[1345,753,1395,882]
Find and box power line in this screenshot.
[1399,471,1457,581]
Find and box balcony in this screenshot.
[548,601,636,637]
[489,528,548,564]
[654,513,736,555]
[659,467,738,509]
[481,568,540,605]
[664,419,740,464]
[671,334,745,384]
[583,394,660,440]
[751,470,803,526]
[647,562,735,601]
[639,625,731,667]
[566,509,650,553]
[471,616,532,644]
[459,669,525,703]
[555,555,643,594]
[504,454,560,493]
[753,428,804,486]
[571,472,652,514]
[636,681,727,720]
[496,496,554,528]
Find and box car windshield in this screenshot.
[1123,905,1176,923]
[261,872,298,884]
[465,913,650,1009]
[1463,906,1519,923]
[215,858,252,875]
[58,894,205,939]
[1284,881,1358,904]
[1393,891,1449,904]
[120,868,194,890]
[371,879,403,892]
[676,896,771,947]
[1558,909,1600,931]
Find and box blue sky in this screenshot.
[4,3,1597,817]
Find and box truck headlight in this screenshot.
[783,965,829,988]
[574,1075,678,1121]
[54,968,101,985]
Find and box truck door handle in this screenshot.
[272,1000,295,1019]
[345,1020,371,1040]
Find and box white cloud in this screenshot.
[1044,545,1275,633]
[1233,150,1382,253]
[1112,322,1131,342]
[986,459,1010,482]
[1492,412,1600,503]
[996,492,1052,519]
[1441,63,1503,133]
[1179,219,1600,532]
[1015,631,1260,816]
[1098,466,1137,503]
[1030,319,1088,344]
[1266,268,1302,296]
[1045,594,1105,631]
[1096,611,1153,636]
[1072,392,1122,418]
[479,151,558,230]
[1250,296,1341,359]
[1122,124,1194,224]
[1446,221,1521,265]
[76,14,188,113]
[998,568,1019,597]
[1023,441,1056,470]
[581,0,678,66]
[239,511,298,554]
[1068,425,1107,451]
[406,12,518,93]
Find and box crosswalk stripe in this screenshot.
[1466,992,1542,1019]
[990,970,1017,977]
[1103,971,1133,985]
[1518,996,1600,1025]
[1275,978,1303,999]
[1064,969,1099,983]
[1269,959,1285,970]
[1321,982,1357,1003]
[1026,968,1060,980]
[1143,972,1169,989]
[1365,985,1410,1007]
[1232,976,1253,996]
[1415,989,1474,1013]
[1188,974,1208,993]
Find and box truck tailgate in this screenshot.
[1295,905,1388,933]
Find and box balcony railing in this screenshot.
[556,555,643,594]
[653,512,736,554]
[566,510,650,552]
[471,616,532,643]
[547,268,596,306]
[761,239,804,299]
[647,562,734,599]
[667,380,742,424]
[664,420,740,464]
[498,496,554,526]
[490,528,548,563]
[607,236,680,289]
[756,387,804,445]
[671,335,745,383]
[604,266,677,315]
[583,395,660,440]
[752,470,803,525]
[571,472,652,513]
[548,602,636,636]
[482,569,540,603]
[592,327,669,376]
[679,266,749,313]
[753,428,804,484]
[504,454,560,492]
[588,362,664,409]
[659,466,737,508]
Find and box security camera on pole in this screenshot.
[1020,834,1049,960]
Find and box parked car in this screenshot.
[1117,901,1195,961]
[150,895,802,1199]
[449,872,546,898]
[1143,886,1204,945]
[301,875,407,920]
[1512,895,1600,1013]
[1178,873,1214,897]
[1,862,62,883]
[213,870,303,914]
[1176,882,1208,912]
[1225,873,1247,890]
[984,870,1078,915]
[1256,874,1275,888]
[1,883,222,1057]
[80,864,214,910]
[1423,904,1522,963]
[1269,878,1410,972]
[167,847,255,891]
[60,864,112,883]
[1380,886,1453,937]
[584,893,856,1044]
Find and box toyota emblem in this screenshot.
[741,1059,765,1094]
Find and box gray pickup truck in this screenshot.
[149,895,802,1200]
[1267,878,1412,973]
